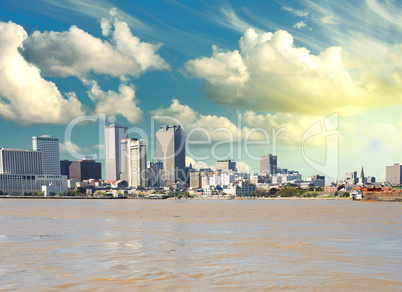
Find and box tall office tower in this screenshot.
[386,163,402,186]
[121,138,147,187]
[260,154,277,177]
[215,160,237,172]
[148,161,164,187]
[69,158,102,181]
[105,124,128,181]
[0,148,43,174]
[156,125,186,186]
[32,136,60,175]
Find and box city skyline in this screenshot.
[0,0,401,181]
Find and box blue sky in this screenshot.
[0,0,401,181]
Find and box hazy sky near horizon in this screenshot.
[0,0,401,181]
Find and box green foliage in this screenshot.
[277,186,306,197]
[38,191,44,196]
[334,191,339,196]
[303,191,318,197]
[74,189,83,195]
[49,192,56,196]
[342,191,350,197]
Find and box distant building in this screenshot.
[215,160,236,172]
[121,138,148,188]
[260,154,277,177]
[69,158,101,181]
[306,174,325,187]
[60,160,72,178]
[189,170,201,189]
[0,148,43,174]
[386,163,402,186]
[148,161,164,187]
[344,171,357,185]
[0,148,66,195]
[156,125,186,186]
[105,124,128,181]
[32,136,60,175]
[224,182,256,197]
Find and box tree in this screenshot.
[0,190,3,196]
[334,191,339,196]
[343,192,350,197]
[49,192,56,196]
[38,191,44,196]
[74,189,82,196]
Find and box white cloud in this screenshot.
[319,15,337,24]
[0,21,84,125]
[186,156,213,170]
[59,141,85,153]
[184,28,402,115]
[83,79,143,124]
[236,161,252,173]
[20,8,168,78]
[151,99,240,142]
[293,21,307,29]
[282,7,309,17]
[365,122,402,146]
[152,99,338,148]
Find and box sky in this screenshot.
[0,0,401,181]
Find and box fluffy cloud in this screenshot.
[186,156,213,170]
[83,79,143,123]
[0,21,84,125]
[293,21,306,29]
[152,99,337,147]
[282,7,309,17]
[59,141,86,154]
[151,99,240,141]
[185,28,402,115]
[20,8,168,78]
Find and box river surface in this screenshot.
[0,199,401,291]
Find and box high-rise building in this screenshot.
[156,125,186,186]
[260,154,277,177]
[0,148,43,174]
[148,161,164,187]
[0,148,66,195]
[189,170,201,189]
[121,138,148,188]
[215,160,236,172]
[60,160,72,178]
[32,136,60,175]
[69,158,102,181]
[386,163,402,186]
[105,124,128,181]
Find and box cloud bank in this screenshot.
[0,21,84,125]
[185,28,402,115]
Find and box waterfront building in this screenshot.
[344,171,358,185]
[224,181,256,197]
[121,138,148,188]
[386,163,402,186]
[32,136,60,175]
[156,125,186,186]
[0,148,43,174]
[260,154,277,177]
[105,124,128,181]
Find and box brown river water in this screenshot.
[0,199,401,291]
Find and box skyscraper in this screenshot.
[386,163,402,186]
[260,154,277,177]
[121,138,148,188]
[32,136,60,175]
[215,160,236,172]
[105,124,128,181]
[156,125,185,186]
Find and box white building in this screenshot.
[121,138,148,188]
[221,173,235,186]
[42,184,67,196]
[32,136,60,175]
[0,148,43,174]
[209,174,221,187]
[105,124,128,181]
[224,181,256,197]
